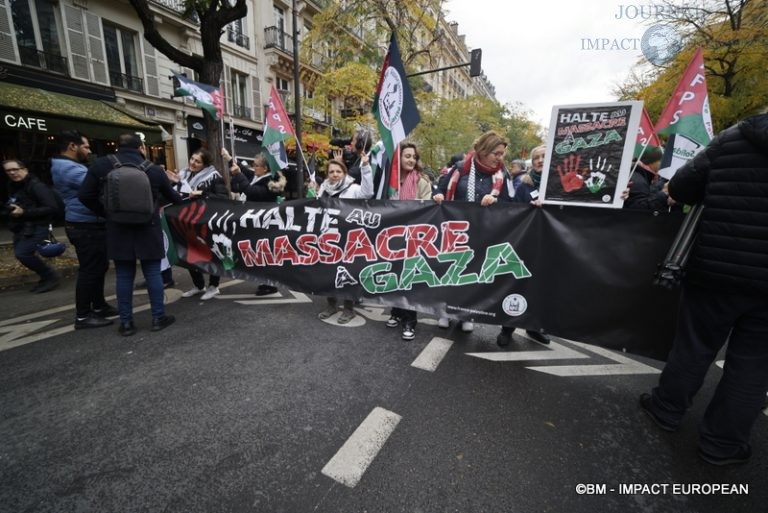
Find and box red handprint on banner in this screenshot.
[170,201,213,264]
[557,154,588,192]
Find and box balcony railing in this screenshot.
[109,71,143,93]
[227,27,250,49]
[18,46,69,75]
[232,103,251,119]
[264,26,293,54]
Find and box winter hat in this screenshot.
[640,146,663,165]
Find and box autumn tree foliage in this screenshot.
[615,0,767,131]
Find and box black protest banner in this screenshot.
[542,101,642,208]
[165,198,682,360]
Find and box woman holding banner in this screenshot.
[384,142,433,341]
[168,148,246,301]
[496,144,551,347]
[315,155,374,324]
[226,149,287,296]
[432,131,511,334]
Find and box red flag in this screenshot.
[634,107,661,158]
[388,143,401,199]
[653,47,713,146]
[264,85,296,142]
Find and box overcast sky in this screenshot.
[444,0,661,129]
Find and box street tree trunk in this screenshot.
[127,0,247,192]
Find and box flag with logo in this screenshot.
[372,33,420,199]
[173,73,224,120]
[160,209,178,267]
[263,85,295,175]
[634,106,662,159]
[654,47,714,179]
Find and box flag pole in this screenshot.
[216,79,234,197]
[630,141,650,176]
[229,117,236,161]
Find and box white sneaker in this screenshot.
[437,317,450,329]
[181,287,204,298]
[201,286,220,300]
[461,321,474,332]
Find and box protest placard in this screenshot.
[541,101,643,208]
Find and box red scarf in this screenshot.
[445,152,504,201]
[399,170,420,200]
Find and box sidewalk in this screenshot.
[0,226,79,290]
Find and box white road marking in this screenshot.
[321,407,401,488]
[233,290,312,305]
[466,339,590,362]
[0,289,182,352]
[412,337,453,372]
[526,341,661,376]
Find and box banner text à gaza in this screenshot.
[232,206,532,293]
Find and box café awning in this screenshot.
[0,81,162,143]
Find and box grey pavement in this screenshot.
[0,271,766,513]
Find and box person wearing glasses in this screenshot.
[3,159,61,293]
[224,148,286,296]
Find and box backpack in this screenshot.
[100,155,155,224]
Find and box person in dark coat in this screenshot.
[432,131,511,336]
[79,133,189,336]
[623,146,675,210]
[639,112,768,466]
[3,159,60,292]
[225,150,286,296]
[495,144,550,347]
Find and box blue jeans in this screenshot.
[114,259,164,324]
[13,224,55,281]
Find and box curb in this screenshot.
[0,241,79,290]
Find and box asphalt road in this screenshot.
[0,273,765,513]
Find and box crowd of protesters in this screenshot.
[4,114,768,468]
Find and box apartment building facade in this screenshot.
[0,0,491,186]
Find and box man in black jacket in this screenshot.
[79,133,185,336]
[639,112,768,466]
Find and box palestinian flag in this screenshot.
[173,73,223,120]
[654,47,714,146]
[263,85,295,175]
[372,33,420,198]
[160,209,178,267]
[634,106,662,159]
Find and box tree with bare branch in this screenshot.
[127,0,247,187]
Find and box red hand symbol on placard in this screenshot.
[556,154,588,192]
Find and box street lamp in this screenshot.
[292,0,304,198]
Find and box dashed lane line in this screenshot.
[321,407,401,488]
[411,337,453,372]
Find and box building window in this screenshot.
[227,18,249,49]
[230,70,250,118]
[103,23,142,92]
[276,77,290,93]
[11,0,67,74]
